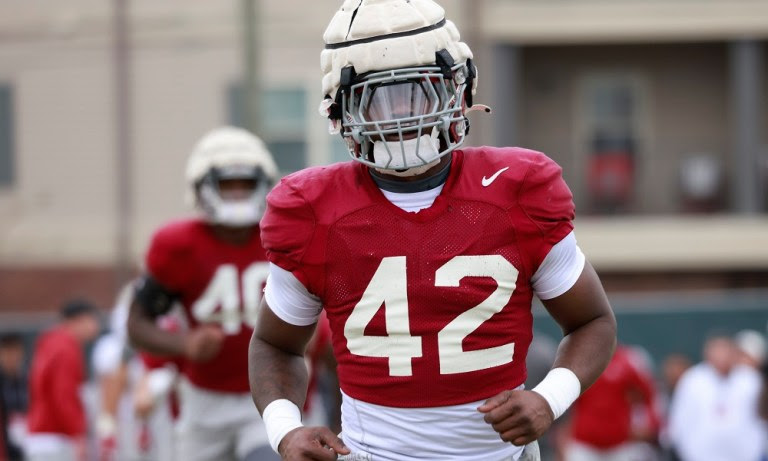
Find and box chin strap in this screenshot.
[466,104,492,115]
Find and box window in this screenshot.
[227,84,307,175]
[576,74,648,214]
[0,85,13,187]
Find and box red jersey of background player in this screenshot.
[570,344,661,448]
[27,327,86,436]
[261,146,574,408]
[145,217,268,393]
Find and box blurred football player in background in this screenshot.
[93,283,180,461]
[92,284,139,461]
[127,127,281,461]
[26,299,101,461]
[565,344,661,461]
[249,1,617,460]
[133,312,185,461]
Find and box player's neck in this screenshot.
[369,155,451,193]
[209,224,256,246]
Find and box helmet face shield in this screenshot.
[341,64,469,170]
[363,81,438,133]
[196,165,273,227]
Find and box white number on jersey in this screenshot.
[191,262,270,334]
[344,257,422,376]
[344,255,519,376]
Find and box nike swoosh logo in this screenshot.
[482,167,510,187]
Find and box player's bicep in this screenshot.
[540,260,614,335]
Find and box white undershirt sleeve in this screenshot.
[263,263,323,326]
[531,231,586,300]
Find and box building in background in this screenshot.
[0,0,766,364]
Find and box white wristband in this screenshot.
[531,367,581,420]
[262,399,304,453]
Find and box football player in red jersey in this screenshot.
[249,1,617,460]
[127,126,280,461]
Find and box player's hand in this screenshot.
[183,325,225,362]
[278,426,350,461]
[478,389,554,446]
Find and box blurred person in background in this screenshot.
[565,343,661,461]
[25,299,101,461]
[0,334,27,461]
[133,311,186,461]
[668,333,767,461]
[92,284,162,461]
[660,354,691,398]
[734,329,767,369]
[132,348,181,461]
[127,126,281,461]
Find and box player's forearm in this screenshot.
[552,312,616,391]
[248,333,309,413]
[99,370,125,416]
[127,302,186,357]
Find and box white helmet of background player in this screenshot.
[185,126,278,226]
[320,0,479,175]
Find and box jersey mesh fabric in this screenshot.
[145,218,268,393]
[324,200,533,407]
[261,147,574,408]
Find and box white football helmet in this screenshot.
[185,126,278,227]
[320,0,478,173]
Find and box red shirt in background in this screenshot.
[570,345,661,449]
[26,327,86,437]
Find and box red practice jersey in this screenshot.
[145,218,269,393]
[261,147,574,407]
[27,327,86,437]
[570,345,661,448]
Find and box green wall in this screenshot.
[533,289,768,369]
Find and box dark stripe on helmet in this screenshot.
[325,18,447,50]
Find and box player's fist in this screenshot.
[183,325,225,362]
[478,389,554,446]
[278,426,350,461]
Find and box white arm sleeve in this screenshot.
[531,231,586,300]
[263,263,323,326]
